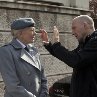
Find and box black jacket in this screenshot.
[44,31,97,97]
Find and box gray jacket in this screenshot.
[0,39,48,97]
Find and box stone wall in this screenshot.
[0,1,90,97]
[40,0,89,9]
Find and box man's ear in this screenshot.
[19,30,23,35]
[84,22,89,29]
[17,30,22,38]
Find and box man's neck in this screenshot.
[84,29,95,42]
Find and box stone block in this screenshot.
[57,15,73,32]
[70,0,89,9]
[40,55,73,76]
[59,33,78,50]
[0,32,12,46]
[0,9,9,30]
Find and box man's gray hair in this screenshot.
[11,29,21,38]
[73,15,94,27]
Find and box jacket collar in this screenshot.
[78,30,97,48]
[85,30,97,44]
[10,38,23,50]
[10,38,41,71]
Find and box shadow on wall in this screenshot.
[49,75,71,97]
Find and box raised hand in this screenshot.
[40,29,49,44]
[53,26,60,43]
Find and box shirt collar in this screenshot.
[16,39,26,48]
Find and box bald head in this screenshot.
[72,15,95,42]
[73,15,94,29]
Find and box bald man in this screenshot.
[41,15,97,97]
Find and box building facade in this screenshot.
[0,0,90,97]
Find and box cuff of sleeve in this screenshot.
[51,42,61,49]
[52,42,60,46]
[43,41,50,45]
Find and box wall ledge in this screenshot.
[0,1,90,15]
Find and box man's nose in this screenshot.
[72,32,75,35]
[72,33,75,36]
[34,31,37,35]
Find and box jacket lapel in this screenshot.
[20,49,40,70]
[10,39,41,71]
